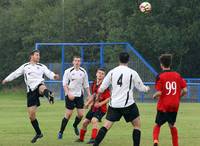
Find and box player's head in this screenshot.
[30,49,40,63]
[96,68,106,81]
[159,54,172,69]
[119,52,129,64]
[73,55,81,68]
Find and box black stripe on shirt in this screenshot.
[24,63,30,67]
[70,67,75,72]
[79,68,85,73]
[125,74,133,106]
[36,63,43,67]
[129,74,132,89]
[125,92,129,106]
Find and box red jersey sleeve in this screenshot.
[100,88,111,100]
[155,75,162,92]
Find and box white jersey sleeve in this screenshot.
[43,64,55,80]
[133,71,148,92]
[99,70,112,93]
[62,69,70,86]
[4,64,24,82]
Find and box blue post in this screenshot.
[100,45,104,67]
[198,85,200,103]
[80,46,84,63]
[140,92,144,102]
[60,45,65,100]
[35,43,39,49]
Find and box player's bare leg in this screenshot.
[76,118,90,142]
[28,106,43,143]
[93,119,113,146]
[73,108,84,136]
[168,123,178,146]
[131,116,141,146]
[58,109,73,139]
[39,85,54,104]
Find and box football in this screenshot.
[139,2,152,13]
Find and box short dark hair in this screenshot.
[159,54,172,68]
[73,55,81,60]
[30,49,40,56]
[97,67,106,72]
[119,52,129,63]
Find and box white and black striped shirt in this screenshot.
[63,67,89,97]
[4,62,55,92]
[99,65,148,108]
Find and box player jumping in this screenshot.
[2,49,59,143]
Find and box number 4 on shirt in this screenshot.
[117,74,123,87]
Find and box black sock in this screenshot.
[31,119,41,135]
[132,129,141,146]
[73,116,82,128]
[43,89,51,98]
[93,127,108,146]
[59,117,68,134]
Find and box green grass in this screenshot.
[0,90,200,146]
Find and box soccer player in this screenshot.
[76,68,110,144]
[58,56,91,139]
[152,54,187,146]
[93,52,150,146]
[1,49,59,143]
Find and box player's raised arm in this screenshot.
[98,71,112,93]
[133,71,150,92]
[43,65,59,80]
[2,64,24,84]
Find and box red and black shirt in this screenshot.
[91,80,110,113]
[155,70,187,112]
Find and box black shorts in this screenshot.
[65,95,84,110]
[106,103,140,123]
[27,84,44,107]
[155,110,177,126]
[85,109,105,122]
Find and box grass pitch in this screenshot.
[0,90,200,146]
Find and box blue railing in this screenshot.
[45,80,200,103]
[36,42,200,102]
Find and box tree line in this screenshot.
[0,0,200,88]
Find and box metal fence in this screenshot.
[35,42,200,102]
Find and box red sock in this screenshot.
[80,129,86,141]
[153,125,160,143]
[91,128,98,139]
[170,127,178,146]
